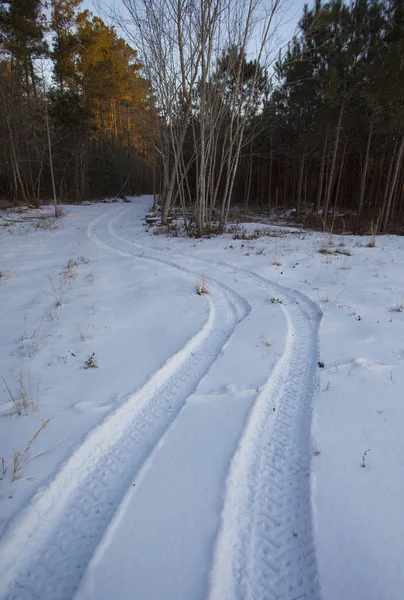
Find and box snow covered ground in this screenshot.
[0,197,403,600]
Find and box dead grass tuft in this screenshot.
[196,276,209,295]
[2,372,39,414]
[367,216,380,247]
[390,297,404,313]
[229,225,283,241]
[16,318,43,357]
[12,418,52,481]
[0,457,6,479]
[64,259,78,279]
[48,274,64,307]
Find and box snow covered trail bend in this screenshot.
[0,213,249,600]
[110,207,323,600]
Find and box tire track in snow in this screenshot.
[206,263,322,600]
[112,208,323,600]
[0,212,249,600]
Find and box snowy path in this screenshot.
[79,208,323,600]
[0,213,248,600]
[0,204,322,600]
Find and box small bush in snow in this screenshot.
[34,216,58,231]
[196,277,209,296]
[84,353,98,369]
[64,259,78,280]
[390,297,404,313]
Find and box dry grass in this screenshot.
[153,224,172,236]
[44,307,58,321]
[272,257,282,266]
[196,276,209,295]
[260,336,272,348]
[33,216,58,231]
[63,256,89,280]
[0,457,6,480]
[12,418,52,481]
[48,274,64,307]
[2,372,39,415]
[319,247,352,257]
[16,318,43,358]
[367,216,380,247]
[340,255,351,270]
[229,225,284,241]
[64,259,78,280]
[390,297,404,313]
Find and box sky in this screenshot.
[82,0,309,45]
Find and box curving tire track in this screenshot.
[206,264,322,600]
[111,207,323,600]
[0,212,249,600]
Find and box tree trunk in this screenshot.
[333,141,347,219]
[244,143,253,215]
[316,131,329,214]
[296,154,305,215]
[381,135,404,232]
[357,114,374,226]
[323,102,344,223]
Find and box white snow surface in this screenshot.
[0,197,403,600]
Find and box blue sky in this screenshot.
[82,0,309,49]
[82,0,309,37]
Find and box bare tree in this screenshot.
[40,61,58,217]
[118,0,284,233]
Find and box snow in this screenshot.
[0,197,403,600]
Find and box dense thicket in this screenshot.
[237,0,404,232]
[0,0,154,208]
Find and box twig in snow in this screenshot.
[361,449,370,468]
